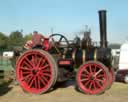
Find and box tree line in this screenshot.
[0,30,121,51]
[0,31,32,51]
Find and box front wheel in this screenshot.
[76,61,110,95]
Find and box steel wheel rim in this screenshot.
[77,62,108,94]
[109,68,114,86]
[16,50,54,94]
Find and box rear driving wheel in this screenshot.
[76,61,109,95]
[16,49,58,94]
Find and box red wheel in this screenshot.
[76,61,109,95]
[16,49,58,94]
[107,68,115,89]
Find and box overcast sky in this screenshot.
[0,0,128,43]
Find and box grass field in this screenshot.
[0,58,13,71]
[0,58,14,85]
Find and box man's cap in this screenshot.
[33,31,38,33]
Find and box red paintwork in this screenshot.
[42,38,50,51]
[58,60,71,65]
[16,50,53,94]
[77,62,109,94]
[109,68,114,87]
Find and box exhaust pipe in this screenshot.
[98,10,108,48]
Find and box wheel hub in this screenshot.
[90,76,95,80]
[32,69,38,75]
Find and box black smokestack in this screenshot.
[98,10,108,48]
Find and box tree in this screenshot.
[8,31,24,49]
[0,32,8,49]
[24,33,32,42]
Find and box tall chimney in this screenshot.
[98,10,108,48]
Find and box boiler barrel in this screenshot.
[71,48,112,67]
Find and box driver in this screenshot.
[32,31,45,48]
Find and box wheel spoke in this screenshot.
[40,58,47,67]
[51,38,61,54]
[37,76,41,89]
[22,71,31,75]
[93,65,97,74]
[23,61,33,69]
[34,54,38,66]
[38,75,47,86]
[21,74,32,81]
[25,75,33,85]
[94,69,102,77]
[32,55,35,67]
[92,80,97,90]
[96,74,105,78]
[96,79,104,83]
[25,57,33,67]
[28,76,35,88]
[83,69,90,75]
[58,36,63,43]
[37,57,43,67]
[40,73,49,83]
[42,69,50,73]
[20,67,32,71]
[40,64,49,70]
[80,78,89,82]
[43,73,51,77]
[84,80,91,86]
[89,81,93,90]
[34,76,38,89]
[89,65,93,74]
[81,73,89,77]
[26,75,34,84]
[95,79,102,88]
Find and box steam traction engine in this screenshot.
[16,10,114,95]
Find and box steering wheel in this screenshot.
[49,33,69,55]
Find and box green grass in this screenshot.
[0,60,13,71]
